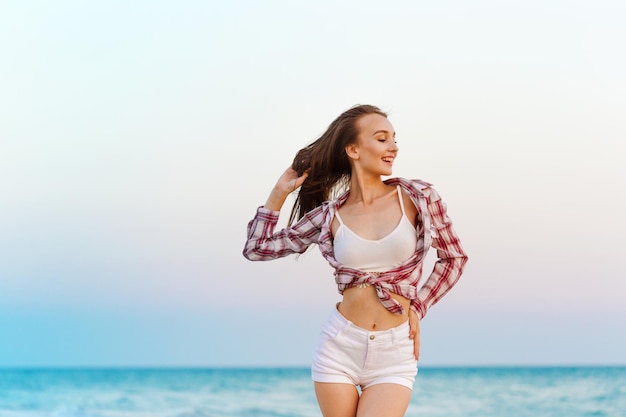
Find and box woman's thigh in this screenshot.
[356,383,412,417]
[315,382,359,417]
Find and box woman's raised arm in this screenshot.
[264,167,309,211]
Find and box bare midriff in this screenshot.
[338,285,410,330]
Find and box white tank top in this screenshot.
[333,186,417,272]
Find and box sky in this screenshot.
[1,0,625,368]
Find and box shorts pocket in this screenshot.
[318,316,348,343]
[394,333,416,360]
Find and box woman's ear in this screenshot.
[345,143,359,160]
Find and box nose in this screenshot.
[390,140,399,152]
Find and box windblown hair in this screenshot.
[288,104,388,225]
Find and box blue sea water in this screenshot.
[0,367,624,417]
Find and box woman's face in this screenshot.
[349,113,399,176]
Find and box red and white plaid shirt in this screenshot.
[243,178,468,320]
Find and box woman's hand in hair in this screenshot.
[408,310,421,361]
[264,167,309,211]
[281,166,309,193]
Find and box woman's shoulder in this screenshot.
[385,177,433,191]
[385,177,442,204]
[324,187,350,207]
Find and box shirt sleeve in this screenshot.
[242,205,325,261]
[411,186,468,320]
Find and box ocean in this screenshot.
[0,367,624,417]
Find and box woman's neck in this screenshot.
[347,173,392,206]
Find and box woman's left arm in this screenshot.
[410,186,469,320]
[408,309,421,360]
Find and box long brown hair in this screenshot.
[288,104,388,225]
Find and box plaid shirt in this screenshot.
[243,178,468,320]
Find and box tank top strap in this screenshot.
[334,210,345,226]
[396,185,406,216]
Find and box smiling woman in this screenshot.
[243,104,468,417]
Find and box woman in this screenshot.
[243,104,468,417]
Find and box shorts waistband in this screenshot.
[328,305,410,343]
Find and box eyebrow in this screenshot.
[373,130,396,137]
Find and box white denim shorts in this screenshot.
[311,306,418,390]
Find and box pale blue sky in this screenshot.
[1,0,624,367]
